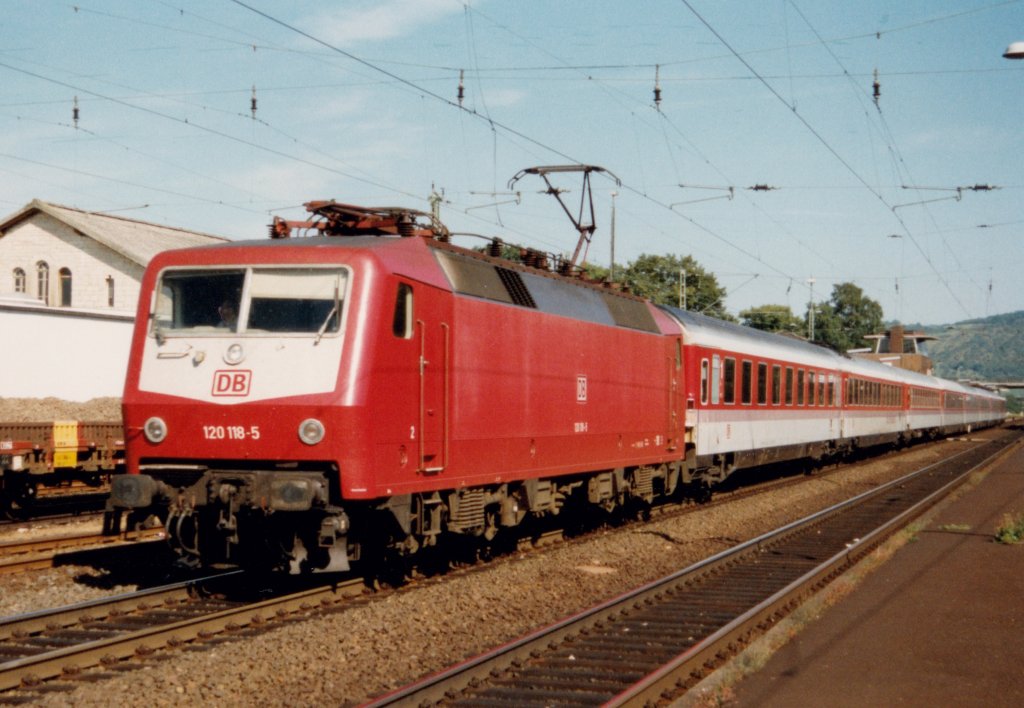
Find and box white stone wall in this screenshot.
[0,213,142,313]
[0,302,135,400]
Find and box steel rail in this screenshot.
[0,528,165,575]
[608,431,1022,706]
[0,572,369,692]
[366,431,1018,706]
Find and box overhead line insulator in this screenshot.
[653,64,662,111]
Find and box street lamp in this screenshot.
[1004,41,1024,59]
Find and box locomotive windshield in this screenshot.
[151,266,348,337]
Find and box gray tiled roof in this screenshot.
[0,200,230,266]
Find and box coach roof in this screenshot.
[662,306,844,368]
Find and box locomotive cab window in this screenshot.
[151,267,348,338]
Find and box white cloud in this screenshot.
[473,88,526,109]
[303,0,463,46]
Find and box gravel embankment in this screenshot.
[0,436,978,708]
[0,397,122,423]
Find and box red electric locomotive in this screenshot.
[111,203,689,572]
[110,201,1006,573]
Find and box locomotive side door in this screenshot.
[669,336,685,451]
[414,287,451,474]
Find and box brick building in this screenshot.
[0,200,228,313]
[0,200,228,400]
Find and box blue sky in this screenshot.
[1,0,1022,325]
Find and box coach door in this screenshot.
[415,291,450,475]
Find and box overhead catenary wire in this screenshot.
[2,2,1016,323]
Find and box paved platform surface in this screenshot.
[733,435,1024,707]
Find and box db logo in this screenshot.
[212,370,252,397]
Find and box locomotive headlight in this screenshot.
[143,416,167,444]
[298,418,325,445]
[224,342,245,365]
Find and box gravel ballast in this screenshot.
[0,436,981,707]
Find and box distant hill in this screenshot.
[908,311,1024,383]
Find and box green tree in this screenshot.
[740,304,804,334]
[807,282,884,352]
[620,254,731,320]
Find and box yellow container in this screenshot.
[52,421,79,468]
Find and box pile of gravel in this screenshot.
[0,397,122,423]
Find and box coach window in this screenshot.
[828,375,836,407]
[700,359,710,405]
[785,367,794,405]
[106,276,115,307]
[797,369,805,406]
[807,369,816,406]
[392,282,413,338]
[13,268,26,293]
[772,364,782,405]
[711,355,721,404]
[36,261,49,305]
[757,362,768,405]
[817,373,826,406]
[741,360,753,405]
[724,357,736,404]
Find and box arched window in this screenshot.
[13,268,25,293]
[36,261,49,304]
[59,267,72,307]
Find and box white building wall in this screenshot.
[0,301,135,400]
[0,213,142,313]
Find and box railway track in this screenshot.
[0,573,368,696]
[0,432,1007,700]
[1,493,109,524]
[0,527,165,575]
[367,430,1019,706]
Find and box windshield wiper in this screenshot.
[152,315,166,345]
[315,304,338,345]
[314,279,341,345]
